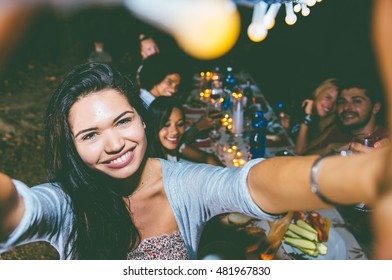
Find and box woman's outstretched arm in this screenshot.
[247,148,386,215]
[0,173,24,241]
[372,0,392,259]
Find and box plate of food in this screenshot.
[282,211,347,260]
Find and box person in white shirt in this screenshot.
[138,54,181,109]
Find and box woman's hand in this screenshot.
[195,111,223,131]
[349,138,390,153]
[301,99,314,115]
[374,138,390,149]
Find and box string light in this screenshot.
[238,0,323,42]
[301,4,310,16]
[285,2,297,25]
[247,1,268,42]
[124,0,324,59]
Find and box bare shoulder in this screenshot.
[150,158,163,176]
[0,173,25,240]
[0,173,16,202]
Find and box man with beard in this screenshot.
[304,80,388,154]
[333,81,388,255]
[336,81,388,151]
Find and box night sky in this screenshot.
[3,0,382,113]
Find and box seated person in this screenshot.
[140,34,160,59]
[307,78,388,154]
[138,54,181,109]
[139,54,221,143]
[337,80,388,151]
[293,78,350,155]
[134,34,160,86]
[147,96,224,167]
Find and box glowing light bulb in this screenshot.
[247,22,268,42]
[263,3,281,30]
[285,2,297,25]
[266,18,275,30]
[301,4,310,16]
[263,17,274,30]
[294,3,301,13]
[124,0,240,60]
[317,0,323,2]
[306,0,317,7]
[285,15,297,25]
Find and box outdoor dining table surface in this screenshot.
[187,70,369,260]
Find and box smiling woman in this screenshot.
[146,96,224,166]
[293,78,351,155]
[70,90,147,178]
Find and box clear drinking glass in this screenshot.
[207,95,223,141]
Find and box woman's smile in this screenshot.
[104,150,135,169]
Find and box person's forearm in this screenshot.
[206,155,225,167]
[294,124,309,154]
[247,148,386,214]
[184,124,200,144]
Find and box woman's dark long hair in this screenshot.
[44,62,148,259]
[147,96,185,159]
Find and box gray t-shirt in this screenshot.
[0,158,278,259]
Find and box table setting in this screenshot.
[185,68,369,260]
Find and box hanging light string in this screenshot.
[243,0,324,42]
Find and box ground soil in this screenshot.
[0,60,77,259]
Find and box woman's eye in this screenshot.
[117,118,131,126]
[82,132,97,141]
[177,121,185,127]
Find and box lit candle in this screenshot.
[232,96,244,136]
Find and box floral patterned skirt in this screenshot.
[127,231,189,260]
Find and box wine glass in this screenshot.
[344,133,376,247]
[207,91,224,141]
